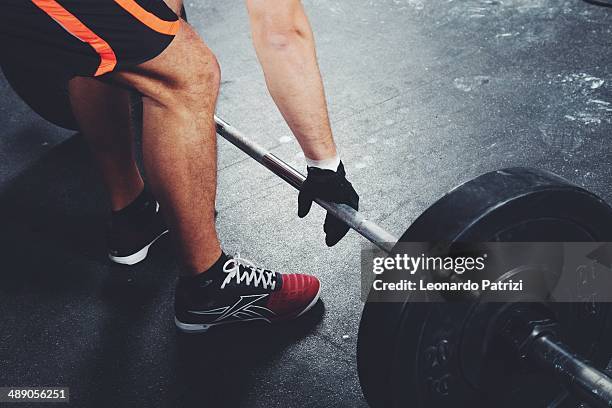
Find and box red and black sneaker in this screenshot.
[174,254,321,333]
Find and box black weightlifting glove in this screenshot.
[298,161,360,247]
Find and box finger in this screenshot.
[324,212,350,247]
[298,191,314,218]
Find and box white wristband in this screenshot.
[305,154,341,171]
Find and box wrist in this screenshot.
[305,154,341,171]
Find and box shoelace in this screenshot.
[221,254,277,290]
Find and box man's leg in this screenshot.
[67,0,187,261]
[106,21,222,274]
[68,78,144,211]
[68,78,170,265]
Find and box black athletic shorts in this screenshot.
[0,0,180,80]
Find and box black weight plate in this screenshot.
[358,167,612,408]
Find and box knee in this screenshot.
[187,48,221,99]
[174,37,221,104]
[161,54,220,119]
[149,28,221,110]
[246,0,309,49]
[113,22,221,112]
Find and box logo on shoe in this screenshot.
[188,293,276,323]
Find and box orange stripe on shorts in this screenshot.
[114,0,180,36]
[30,0,118,76]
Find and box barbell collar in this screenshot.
[215,115,399,253]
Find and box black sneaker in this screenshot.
[107,192,169,265]
[174,254,321,333]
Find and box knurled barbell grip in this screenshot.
[530,334,612,408]
[215,115,399,253]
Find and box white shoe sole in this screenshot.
[108,229,169,266]
[175,284,322,334]
[296,283,322,318]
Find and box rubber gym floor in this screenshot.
[1,1,611,407]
